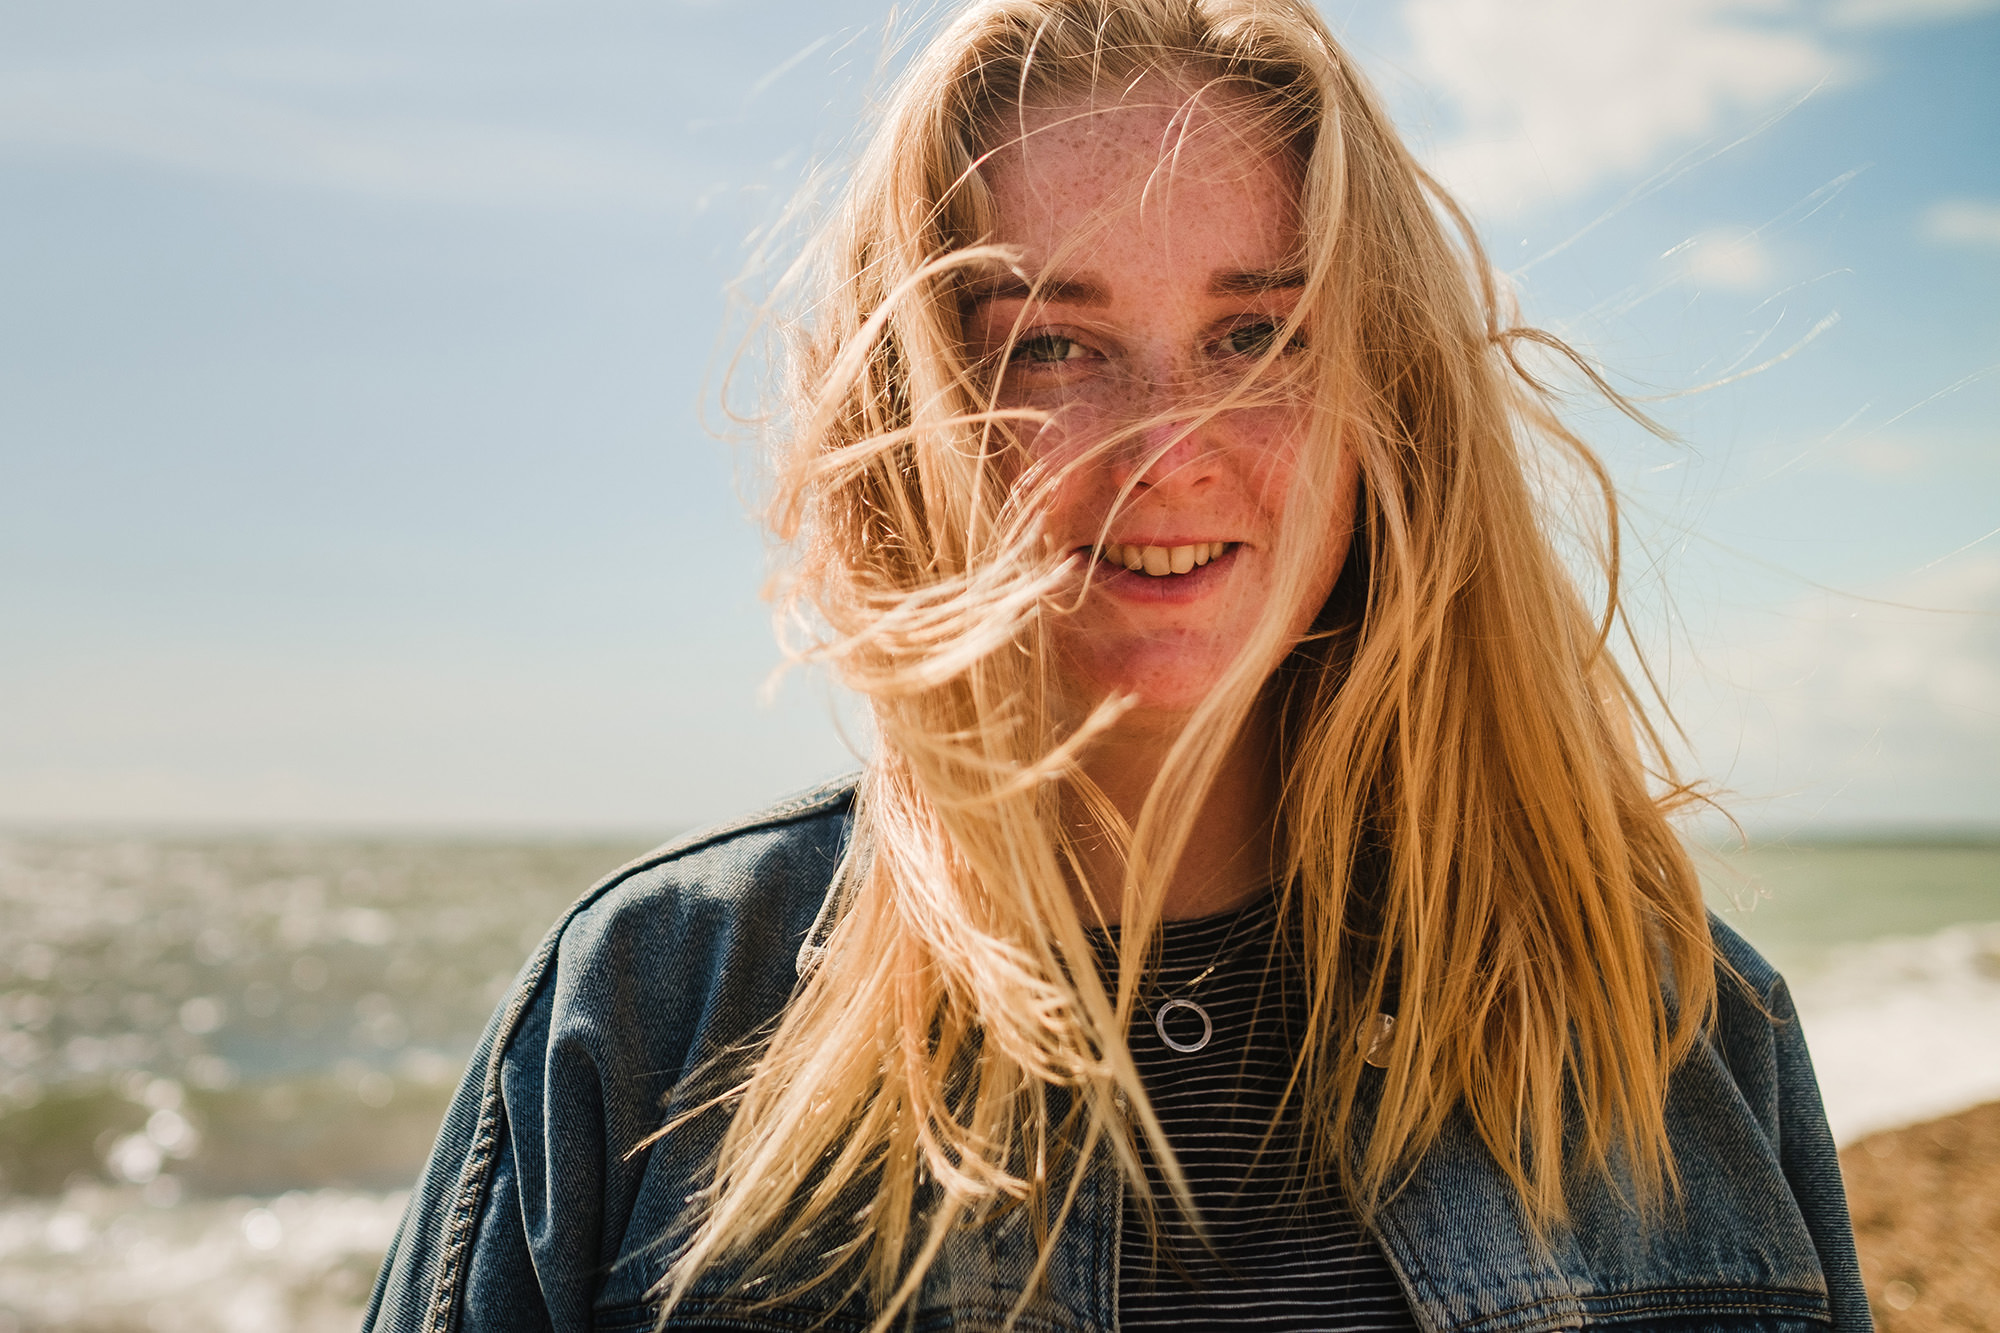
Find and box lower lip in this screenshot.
[1083,545,1239,603]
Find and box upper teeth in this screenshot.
[1101,542,1229,576]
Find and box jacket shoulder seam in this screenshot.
[581,773,859,905]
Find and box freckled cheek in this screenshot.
[1020,402,1117,465]
[1214,407,1312,502]
[1014,403,1151,521]
[998,409,1119,528]
[1009,367,1172,442]
[1029,391,1302,454]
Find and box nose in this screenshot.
[1110,368,1218,494]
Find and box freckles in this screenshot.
[1018,412,1068,470]
[1016,414,1109,514]
[1024,402,1109,466]
[1218,411,1308,494]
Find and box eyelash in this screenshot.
[1218,318,1306,359]
[1010,333,1087,365]
[1003,319,1306,368]
[1208,320,1304,358]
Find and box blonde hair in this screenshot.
[662,0,1716,1324]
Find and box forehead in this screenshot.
[978,82,1302,271]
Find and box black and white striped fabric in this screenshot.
[1103,894,1418,1331]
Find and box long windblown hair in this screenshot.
[660,0,1717,1324]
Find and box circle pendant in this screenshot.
[1154,998,1214,1053]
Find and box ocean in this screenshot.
[0,830,1994,1330]
[0,833,649,1333]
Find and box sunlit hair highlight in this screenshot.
[656,1,1718,1326]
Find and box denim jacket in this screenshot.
[364,777,1872,1333]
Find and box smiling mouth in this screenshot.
[1093,541,1233,577]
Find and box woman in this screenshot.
[366,2,1868,1330]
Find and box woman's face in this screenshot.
[966,85,1359,725]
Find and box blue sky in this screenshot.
[1,0,1995,833]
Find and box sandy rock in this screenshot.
[1842,1099,2000,1333]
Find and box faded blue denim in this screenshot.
[364,777,1871,1332]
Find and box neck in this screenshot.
[1067,706,1279,925]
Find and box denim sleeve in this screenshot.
[360,954,589,1333]
[1762,976,1875,1333]
[1709,915,1874,1333]
[361,782,856,1333]
[458,1128,564,1332]
[361,884,714,1332]
[359,1008,530,1328]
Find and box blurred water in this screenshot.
[0,1186,405,1333]
[0,830,1992,1329]
[1704,839,2000,1144]
[0,832,651,1332]
[1703,841,2000,972]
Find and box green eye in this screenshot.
[1011,334,1083,364]
[1221,320,1302,358]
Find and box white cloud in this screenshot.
[1827,0,2000,27]
[1687,555,2000,827]
[1832,431,1932,476]
[1924,198,2000,247]
[1678,228,1776,290]
[1403,0,1835,215]
[0,68,686,211]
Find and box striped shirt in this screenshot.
[1103,895,1418,1331]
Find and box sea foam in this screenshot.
[1789,920,2000,1144]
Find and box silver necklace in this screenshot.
[1148,903,1271,1054]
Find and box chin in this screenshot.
[1066,656,1238,723]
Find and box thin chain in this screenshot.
[1144,893,1281,1053]
[1153,889,1276,1003]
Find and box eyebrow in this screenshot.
[961,273,1107,308]
[961,266,1307,310]
[1208,267,1307,296]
